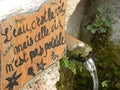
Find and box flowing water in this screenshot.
[84,57,99,90]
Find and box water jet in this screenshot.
[66,33,99,90]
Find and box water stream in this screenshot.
[83,57,99,90]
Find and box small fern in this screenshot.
[61,56,83,74]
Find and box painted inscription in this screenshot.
[0,0,66,90]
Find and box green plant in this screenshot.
[102,80,108,88]
[87,4,115,34]
[61,56,83,74]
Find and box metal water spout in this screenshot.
[65,33,92,61]
[65,33,99,90]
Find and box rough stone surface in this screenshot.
[22,61,60,90]
[106,0,120,45]
[64,0,93,43]
[65,0,120,45]
[65,0,82,38]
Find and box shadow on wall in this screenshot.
[66,0,98,44]
[66,0,86,39]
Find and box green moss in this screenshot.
[67,44,92,60]
[56,60,75,90]
[91,31,120,90]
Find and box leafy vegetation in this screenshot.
[61,56,83,75]
[87,4,115,34]
[102,80,108,88]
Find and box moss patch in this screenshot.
[56,60,75,90]
[91,31,120,90]
[67,44,92,61]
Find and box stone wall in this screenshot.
[65,0,96,43]
[65,0,82,38]
[65,0,120,45]
[106,0,120,45]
